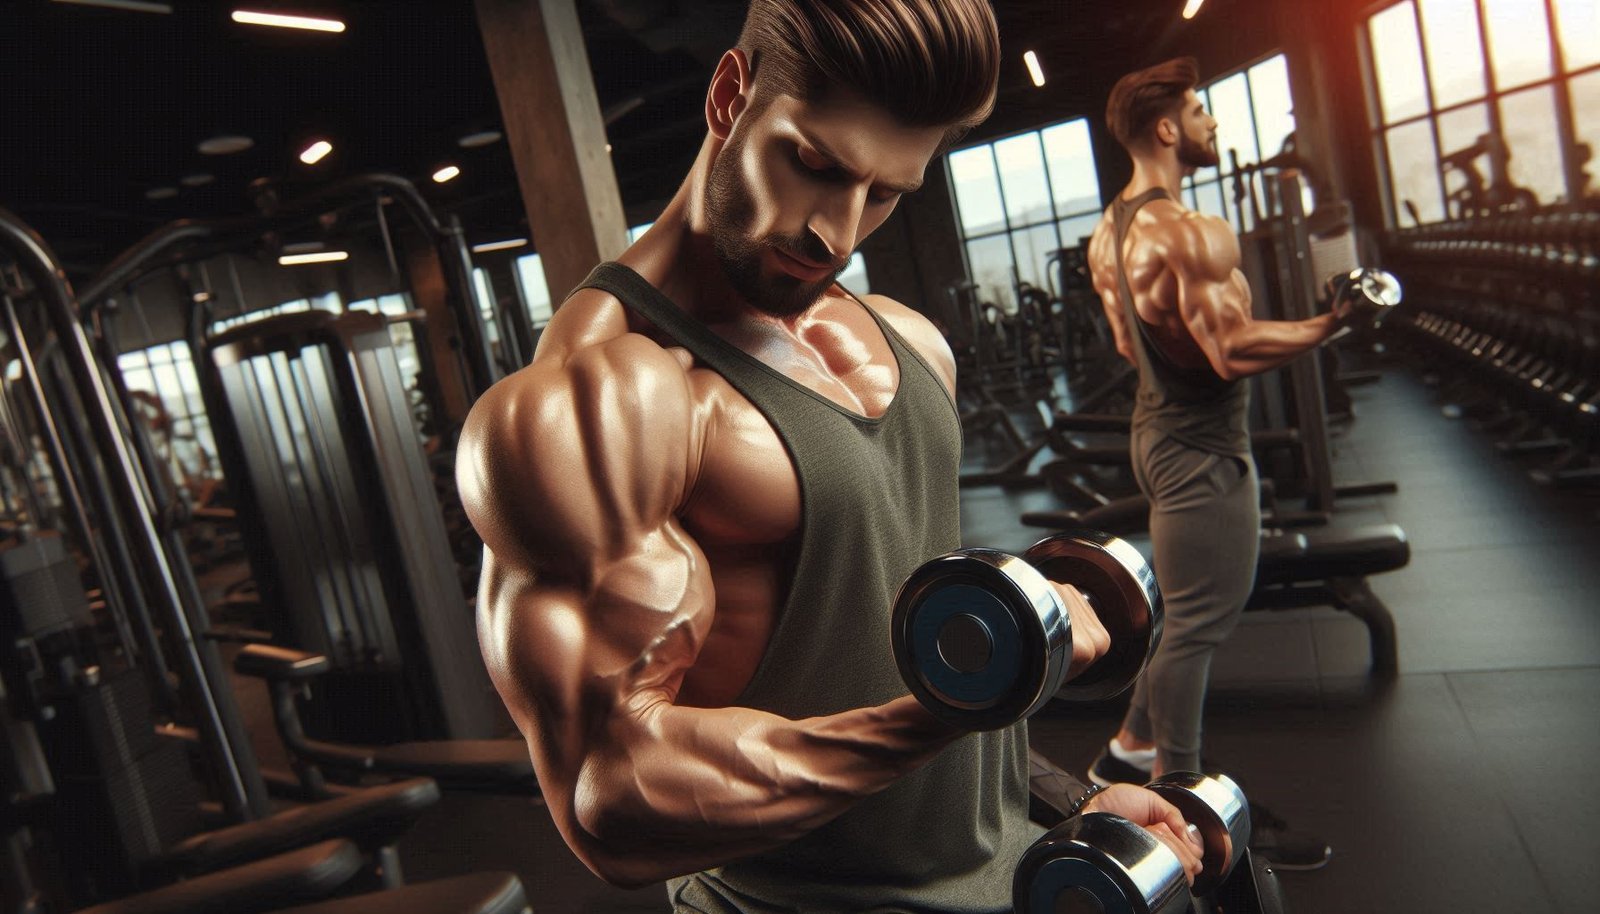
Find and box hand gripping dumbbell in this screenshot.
[890,529,1162,731]
[1325,267,1404,332]
[1013,771,1251,914]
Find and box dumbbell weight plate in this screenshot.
[1023,531,1162,702]
[1013,812,1191,914]
[891,549,1068,731]
[1144,771,1250,896]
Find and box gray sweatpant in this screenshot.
[1121,427,1260,774]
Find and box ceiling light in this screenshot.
[279,250,349,266]
[432,165,461,184]
[471,238,529,254]
[145,186,178,200]
[458,129,503,149]
[1182,0,1205,19]
[180,173,214,187]
[198,134,254,155]
[299,140,333,164]
[52,0,173,12]
[1023,51,1045,87]
[231,10,346,32]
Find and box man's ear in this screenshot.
[1154,116,1179,149]
[705,49,754,141]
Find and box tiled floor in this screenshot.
[388,370,1598,913]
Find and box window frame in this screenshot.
[1362,0,1598,226]
[947,117,1104,313]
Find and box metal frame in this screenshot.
[0,206,270,821]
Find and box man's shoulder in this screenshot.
[465,304,694,470]
[1143,207,1238,277]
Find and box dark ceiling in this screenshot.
[1,0,1199,272]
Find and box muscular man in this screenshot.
[458,4,1202,911]
[1083,58,1338,867]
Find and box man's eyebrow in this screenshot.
[797,131,923,194]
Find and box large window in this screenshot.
[1366,0,1598,225]
[949,118,1103,312]
[1181,54,1301,232]
[116,341,217,483]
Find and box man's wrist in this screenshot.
[1067,783,1108,818]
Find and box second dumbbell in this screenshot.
[1013,771,1252,914]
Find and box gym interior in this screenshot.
[1,1,1596,912]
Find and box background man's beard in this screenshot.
[705,143,844,317]
[1178,131,1221,169]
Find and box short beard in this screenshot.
[704,132,845,318]
[1178,130,1220,169]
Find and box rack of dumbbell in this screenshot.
[1383,209,1600,489]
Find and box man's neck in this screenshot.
[1124,154,1188,204]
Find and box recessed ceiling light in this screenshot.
[180,173,214,187]
[279,250,349,266]
[145,186,178,200]
[432,165,461,184]
[231,10,346,32]
[299,140,333,164]
[52,0,172,12]
[198,135,254,155]
[1182,0,1206,19]
[458,129,503,149]
[471,238,528,254]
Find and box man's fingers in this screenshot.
[1058,584,1110,678]
[1161,804,1204,856]
[1145,822,1204,886]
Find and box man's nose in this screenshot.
[807,188,867,265]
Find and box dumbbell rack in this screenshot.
[1385,209,1600,489]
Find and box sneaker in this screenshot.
[1248,801,1332,871]
[1086,744,1153,787]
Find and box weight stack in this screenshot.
[35,669,202,904]
[200,310,497,742]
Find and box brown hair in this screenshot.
[736,0,1000,146]
[1105,57,1200,150]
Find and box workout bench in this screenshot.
[1249,523,1410,676]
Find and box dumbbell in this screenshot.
[1324,267,1403,332]
[1013,771,1251,914]
[890,529,1162,732]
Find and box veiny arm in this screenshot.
[456,333,960,888]
[1087,216,1138,367]
[1165,214,1338,380]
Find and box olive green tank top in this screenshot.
[1113,188,1251,456]
[574,263,1038,914]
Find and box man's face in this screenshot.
[704,88,946,316]
[1174,88,1220,170]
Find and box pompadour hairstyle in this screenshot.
[1105,57,1201,150]
[736,0,1000,147]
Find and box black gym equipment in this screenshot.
[1386,208,1600,491]
[72,175,508,745]
[891,530,1162,730]
[2,205,532,914]
[233,643,536,799]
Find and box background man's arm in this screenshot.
[457,335,960,888]
[1168,214,1338,380]
[1088,218,1138,367]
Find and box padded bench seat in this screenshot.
[1248,523,1410,676]
[1256,523,1410,586]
